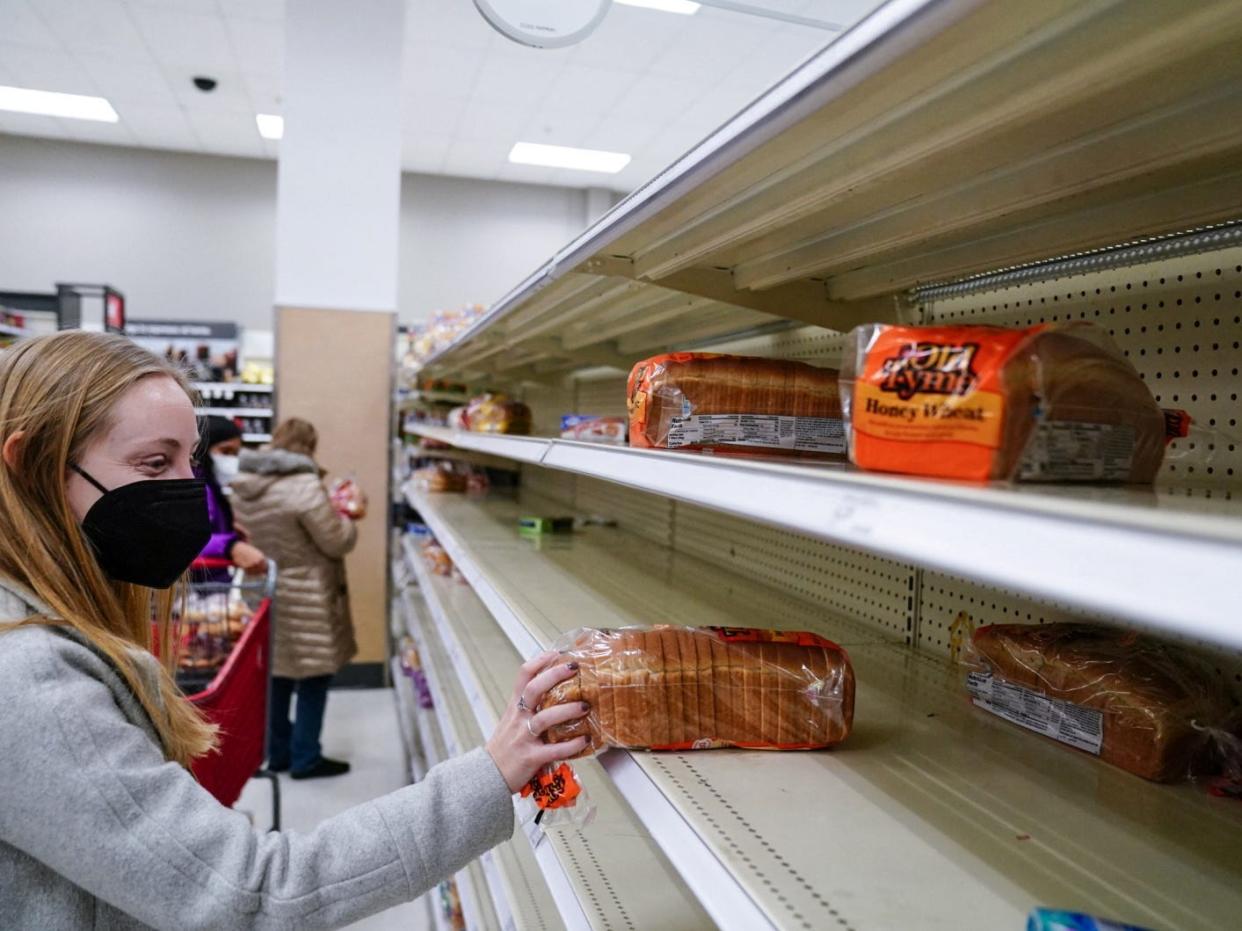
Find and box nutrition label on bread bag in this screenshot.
[1017,422,1136,481]
[966,671,1103,754]
[666,414,846,453]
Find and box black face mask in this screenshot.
[71,464,211,589]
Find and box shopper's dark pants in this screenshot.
[269,674,332,773]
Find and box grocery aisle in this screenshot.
[236,689,431,931]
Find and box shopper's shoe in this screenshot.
[265,759,289,773]
[290,757,351,780]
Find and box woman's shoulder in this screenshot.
[0,624,118,685]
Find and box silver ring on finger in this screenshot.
[526,717,539,738]
[517,695,529,712]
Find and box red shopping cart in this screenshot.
[173,559,281,829]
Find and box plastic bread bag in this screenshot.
[536,625,855,757]
[328,473,366,518]
[465,393,532,435]
[964,622,1241,783]
[840,322,1166,482]
[519,761,597,833]
[626,352,847,459]
[560,414,627,444]
[411,461,468,493]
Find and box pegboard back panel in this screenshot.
[520,378,576,438]
[572,375,629,420]
[921,244,1242,491]
[520,463,576,508]
[575,475,674,549]
[918,570,1242,701]
[672,501,915,644]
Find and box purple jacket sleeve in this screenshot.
[197,469,237,561]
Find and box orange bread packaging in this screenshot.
[841,322,1166,482]
[537,625,855,756]
[627,352,846,459]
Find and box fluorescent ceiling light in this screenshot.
[0,85,118,122]
[255,113,284,140]
[614,0,700,13]
[509,142,630,173]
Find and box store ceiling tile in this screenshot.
[0,0,59,49]
[115,102,199,149]
[134,7,237,71]
[223,16,283,77]
[59,118,138,147]
[217,0,284,24]
[0,0,891,193]
[0,110,68,139]
[0,43,98,96]
[75,53,180,108]
[30,0,149,55]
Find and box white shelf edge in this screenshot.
[405,537,602,931]
[407,425,1242,651]
[401,513,775,931]
[242,433,272,442]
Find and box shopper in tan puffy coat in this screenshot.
[230,418,361,779]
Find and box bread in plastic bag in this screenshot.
[465,393,532,435]
[411,461,467,493]
[965,622,1240,782]
[536,625,854,755]
[627,352,846,459]
[840,322,1165,482]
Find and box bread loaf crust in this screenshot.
[970,623,1226,781]
[628,353,844,459]
[541,626,854,755]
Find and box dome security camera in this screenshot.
[192,76,217,92]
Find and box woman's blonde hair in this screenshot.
[271,417,318,458]
[0,331,216,766]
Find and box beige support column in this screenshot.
[275,307,393,672]
[273,0,405,680]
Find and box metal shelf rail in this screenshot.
[407,424,1242,649]
[405,484,1242,931]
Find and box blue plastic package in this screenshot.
[1027,908,1155,931]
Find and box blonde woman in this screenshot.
[231,417,361,779]
[0,331,588,929]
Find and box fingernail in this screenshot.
[567,661,579,671]
[581,702,591,712]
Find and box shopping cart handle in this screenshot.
[191,558,234,570]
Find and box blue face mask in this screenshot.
[71,464,211,589]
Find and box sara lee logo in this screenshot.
[878,342,980,400]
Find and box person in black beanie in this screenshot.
[196,415,267,574]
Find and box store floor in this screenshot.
[236,687,432,931]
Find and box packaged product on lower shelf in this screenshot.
[627,352,847,458]
[840,322,1167,482]
[560,414,627,444]
[537,625,855,755]
[464,393,532,435]
[411,462,468,493]
[965,622,1239,782]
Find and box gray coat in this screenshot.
[230,449,358,679]
[0,577,514,929]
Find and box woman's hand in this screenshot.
[231,541,268,574]
[486,652,589,793]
